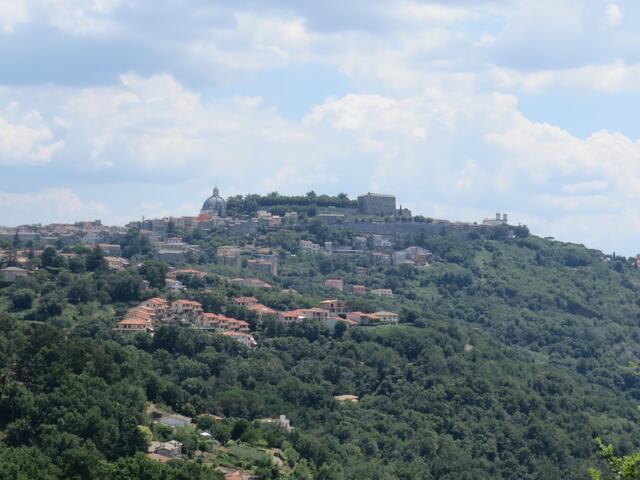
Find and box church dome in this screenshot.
[200,186,226,216]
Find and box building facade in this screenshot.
[357,193,396,216]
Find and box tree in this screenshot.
[41,247,59,268]
[135,425,153,451]
[35,292,65,320]
[120,229,152,259]
[68,256,86,274]
[0,445,60,480]
[513,225,530,238]
[86,245,106,272]
[139,261,169,289]
[67,279,95,304]
[106,271,143,302]
[589,438,640,479]
[10,288,35,310]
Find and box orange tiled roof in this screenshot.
[118,318,150,325]
[247,303,276,313]
[173,299,203,307]
[146,297,168,305]
[281,309,307,318]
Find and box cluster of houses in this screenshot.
[323,278,394,297]
[216,245,278,276]
[0,220,127,249]
[114,297,258,348]
[0,242,130,273]
[267,297,399,327]
[300,236,432,267]
[115,292,399,347]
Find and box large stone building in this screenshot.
[200,186,226,217]
[0,266,29,283]
[217,246,241,268]
[357,193,396,216]
[247,257,278,276]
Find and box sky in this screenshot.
[1,0,640,254]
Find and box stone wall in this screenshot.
[328,220,492,239]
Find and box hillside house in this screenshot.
[279,308,330,324]
[217,246,241,268]
[259,414,292,432]
[114,318,152,333]
[232,296,259,308]
[247,303,278,320]
[0,266,29,283]
[172,268,207,279]
[324,279,344,291]
[319,299,347,315]
[171,300,203,320]
[148,440,183,458]
[104,256,129,270]
[247,257,278,276]
[347,311,399,325]
[114,306,156,333]
[98,243,122,256]
[197,313,249,333]
[300,240,322,254]
[140,297,169,321]
[354,266,368,276]
[165,278,186,292]
[370,288,393,297]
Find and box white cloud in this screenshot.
[491,60,640,93]
[0,188,107,225]
[0,113,63,165]
[188,12,313,72]
[42,0,121,35]
[391,2,473,24]
[0,0,29,33]
[3,1,640,254]
[605,3,624,28]
[561,180,609,194]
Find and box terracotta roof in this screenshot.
[146,297,168,305]
[173,300,202,307]
[247,303,276,313]
[337,318,359,325]
[281,309,307,318]
[227,318,248,326]
[118,318,150,325]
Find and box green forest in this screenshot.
[2,211,640,479]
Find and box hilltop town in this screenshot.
[0,188,518,349]
[2,188,639,479]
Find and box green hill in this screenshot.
[1,210,640,479]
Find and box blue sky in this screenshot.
[1,0,640,254]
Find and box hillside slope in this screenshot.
[1,224,640,479]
